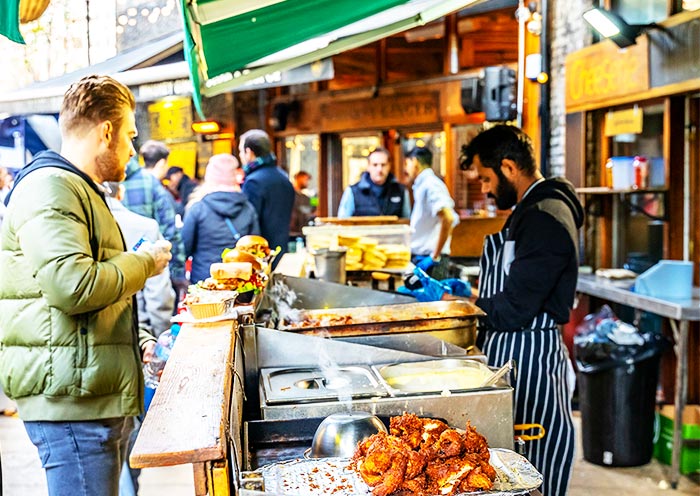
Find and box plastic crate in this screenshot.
[653,405,700,474]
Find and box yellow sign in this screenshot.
[565,38,648,110]
[148,97,193,141]
[605,108,643,136]
[168,141,198,178]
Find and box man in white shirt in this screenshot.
[405,146,458,279]
[105,182,175,337]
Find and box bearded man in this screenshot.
[460,125,584,496]
[0,75,172,496]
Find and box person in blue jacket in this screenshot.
[238,129,294,267]
[182,154,260,283]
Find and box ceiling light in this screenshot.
[192,121,221,134]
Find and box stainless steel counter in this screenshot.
[577,274,700,321]
[576,274,700,489]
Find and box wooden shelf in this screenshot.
[576,186,668,195]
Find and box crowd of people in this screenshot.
[0,75,583,496]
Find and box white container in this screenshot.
[635,260,694,300]
[610,156,635,190]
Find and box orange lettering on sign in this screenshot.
[565,38,648,109]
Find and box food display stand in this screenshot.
[130,278,543,495]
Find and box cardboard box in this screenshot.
[653,405,700,474]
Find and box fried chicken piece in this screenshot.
[425,455,479,495]
[463,421,490,460]
[405,449,427,479]
[356,432,410,496]
[390,413,424,449]
[398,473,428,496]
[418,417,450,451]
[458,459,497,493]
[428,429,465,459]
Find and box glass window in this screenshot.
[341,135,382,190]
[610,0,667,24]
[285,134,320,198]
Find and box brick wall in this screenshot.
[548,0,593,177]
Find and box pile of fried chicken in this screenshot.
[350,413,497,496]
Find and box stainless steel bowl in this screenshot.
[309,412,387,458]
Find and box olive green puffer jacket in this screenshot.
[0,153,156,421]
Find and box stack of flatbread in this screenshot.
[310,234,411,271]
[377,244,412,269]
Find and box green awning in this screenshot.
[0,0,25,44]
[180,0,482,117]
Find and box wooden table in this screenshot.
[130,320,240,496]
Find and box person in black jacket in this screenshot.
[337,147,410,218]
[460,125,584,496]
[182,154,260,283]
[239,129,294,267]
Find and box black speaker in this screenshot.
[482,66,517,122]
[461,76,483,114]
[270,103,289,131]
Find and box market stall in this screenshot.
[130,271,544,495]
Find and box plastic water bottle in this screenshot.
[143,324,181,411]
[295,237,304,253]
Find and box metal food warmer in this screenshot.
[244,276,513,444]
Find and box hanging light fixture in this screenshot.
[19,0,51,23]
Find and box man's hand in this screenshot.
[141,341,156,363]
[139,240,172,275]
[415,255,437,272]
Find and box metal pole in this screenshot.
[539,0,550,176]
[516,0,526,128]
[86,0,91,65]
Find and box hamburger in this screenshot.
[222,248,262,271]
[235,235,270,259]
[198,261,265,293]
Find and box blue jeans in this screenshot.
[24,417,133,496]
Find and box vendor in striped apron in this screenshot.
[460,125,584,496]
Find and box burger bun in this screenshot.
[222,249,262,271]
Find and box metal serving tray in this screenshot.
[279,299,484,337]
[260,365,389,404]
[373,358,508,396]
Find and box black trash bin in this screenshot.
[575,327,668,467]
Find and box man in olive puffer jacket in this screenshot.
[0,75,172,496]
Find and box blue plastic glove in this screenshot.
[442,278,472,297]
[415,255,437,272]
[413,267,449,301]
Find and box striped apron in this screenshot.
[476,229,575,496]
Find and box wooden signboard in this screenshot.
[565,38,649,111]
[320,92,440,132]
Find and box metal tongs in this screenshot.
[479,359,515,387]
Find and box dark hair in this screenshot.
[240,129,271,157]
[166,166,184,178]
[140,140,170,168]
[460,125,536,175]
[368,146,390,159]
[59,75,135,137]
[406,146,433,167]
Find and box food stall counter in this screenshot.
[130,319,242,496]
